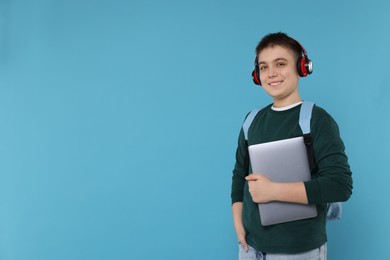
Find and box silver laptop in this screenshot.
[248,136,317,226]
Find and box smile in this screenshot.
[268,81,283,86]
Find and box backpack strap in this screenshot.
[242,108,262,141]
[242,108,264,176]
[300,101,342,221]
[299,101,317,173]
[299,101,314,135]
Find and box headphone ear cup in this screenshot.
[252,69,261,85]
[297,56,313,77]
[305,58,313,75]
[252,58,262,85]
[297,56,307,77]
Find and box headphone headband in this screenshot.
[293,38,308,57]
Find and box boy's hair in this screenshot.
[255,32,302,60]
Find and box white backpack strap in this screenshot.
[299,101,315,135]
[242,108,262,141]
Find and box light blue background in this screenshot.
[0,0,389,259]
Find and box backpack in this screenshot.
[242,101,342,221]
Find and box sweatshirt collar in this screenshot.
[271,101,303,111]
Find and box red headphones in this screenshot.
[252,39,313,86]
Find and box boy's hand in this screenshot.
[237,228,248,252]
[246,174,275,203]
[232,202,248,252]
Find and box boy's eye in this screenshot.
[259,66,267,71]
[276,62,286,67]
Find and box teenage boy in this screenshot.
[231,32,353,260]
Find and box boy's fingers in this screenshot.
[239,239,249,252]
[245,174,258,181]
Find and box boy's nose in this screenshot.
[268,67,278,78]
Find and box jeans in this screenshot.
[238,243,327,260]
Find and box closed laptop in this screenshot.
[248,136,318,226]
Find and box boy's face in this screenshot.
[258,45,301,107]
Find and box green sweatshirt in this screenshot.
[231,103,353,254]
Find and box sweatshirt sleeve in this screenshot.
[231,128,248,204]
[304,107,353,204]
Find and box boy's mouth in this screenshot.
[268,81,283,86]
